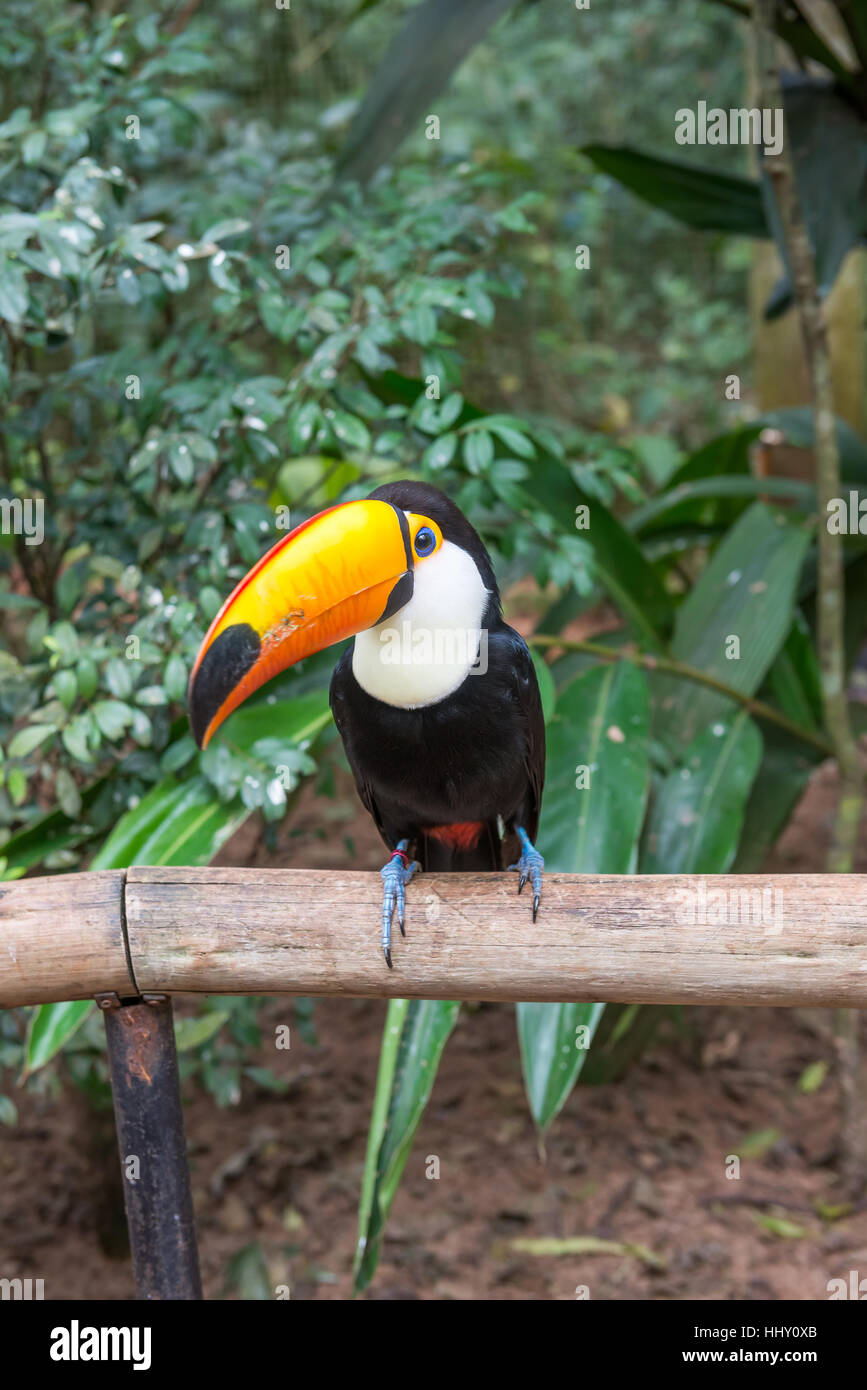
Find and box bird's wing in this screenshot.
[502,626,546,842]
[329,649,391,845]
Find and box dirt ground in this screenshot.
[3,759,867,1302]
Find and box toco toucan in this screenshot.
[187,480,545,966]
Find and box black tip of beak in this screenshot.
[187,623,261,748]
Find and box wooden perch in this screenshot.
[1,867,867,1010]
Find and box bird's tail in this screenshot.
[418,820,502,873]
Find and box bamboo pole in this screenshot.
[0,869,133,1006]
[2,867,867,1009]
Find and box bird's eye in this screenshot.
[414,526,437,558]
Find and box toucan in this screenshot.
[187,479,545,966]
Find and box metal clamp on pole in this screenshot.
[96,991,203,1300]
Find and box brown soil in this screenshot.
[2,763,866,1302]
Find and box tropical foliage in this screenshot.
[1,0,865,1293]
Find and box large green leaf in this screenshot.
[733,727,823,873]
[518,662,651,1131]
[628,475,814,536]
[630,425,761,539]
[537,661,651,874]
[641,713,763,874]
[766,611,823,731]
[656,503,811,749]
[218,689,332,747]
[354,997,460,1293]
[517,1001,606,1132]
[336,0,519,184]
[90,775,248,870]
[91,692,331,870]
[582,145,768,237]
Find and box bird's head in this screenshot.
[187,480,499,747]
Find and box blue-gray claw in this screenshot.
[381,840,420,968]
[509,826,544,923]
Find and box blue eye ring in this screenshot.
[414,526,437,558]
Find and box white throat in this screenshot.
[352,538,489,709]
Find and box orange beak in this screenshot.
[187,499,413,748]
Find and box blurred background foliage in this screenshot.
[1,0,866,1293]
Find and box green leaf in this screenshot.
[517,1001,606,1131]
[582,145,768,237]
[766,613,823,731]
[202,218,250,243]
[519,662,650,1131]
[752,1213,808,1240]
[224,1242,272,1300]
[287,401,322,451]
[220,690,332,750]
[354,998,460,1293]
[463,429,494,473]
[516,470,672,647]
[734,728,822,873]
[164,654,188,703]
[738,1127,780,1159]
[90,777,246,869]
[53,668,78,711]
[92,700,135,742]
[0,253,30,324]
[530,651,555,724]
[8,724,55,758]
[62,714,94,764]
[330,411,370,451]
[25,1000,93,1073]
[631,425,761,538]
[538,662,650,874]
[798,1060,829,1094]
[160,734,198,775]
[656,503,810,749]
[174,1010,231,1053]
[628,475,813,535]
[92,692,332,868]
[422,432,458,470]
[641,713,763,874]
[336,0,520,184]
[1,774,110,873]
[7,768,26,805]
[167,437,194,485]
[512,1235,664,1268]
[486,419,535,458]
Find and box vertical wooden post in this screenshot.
[99,993,203,1300]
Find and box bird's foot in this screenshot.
[508,826,544,923]
[380,840,421,969]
